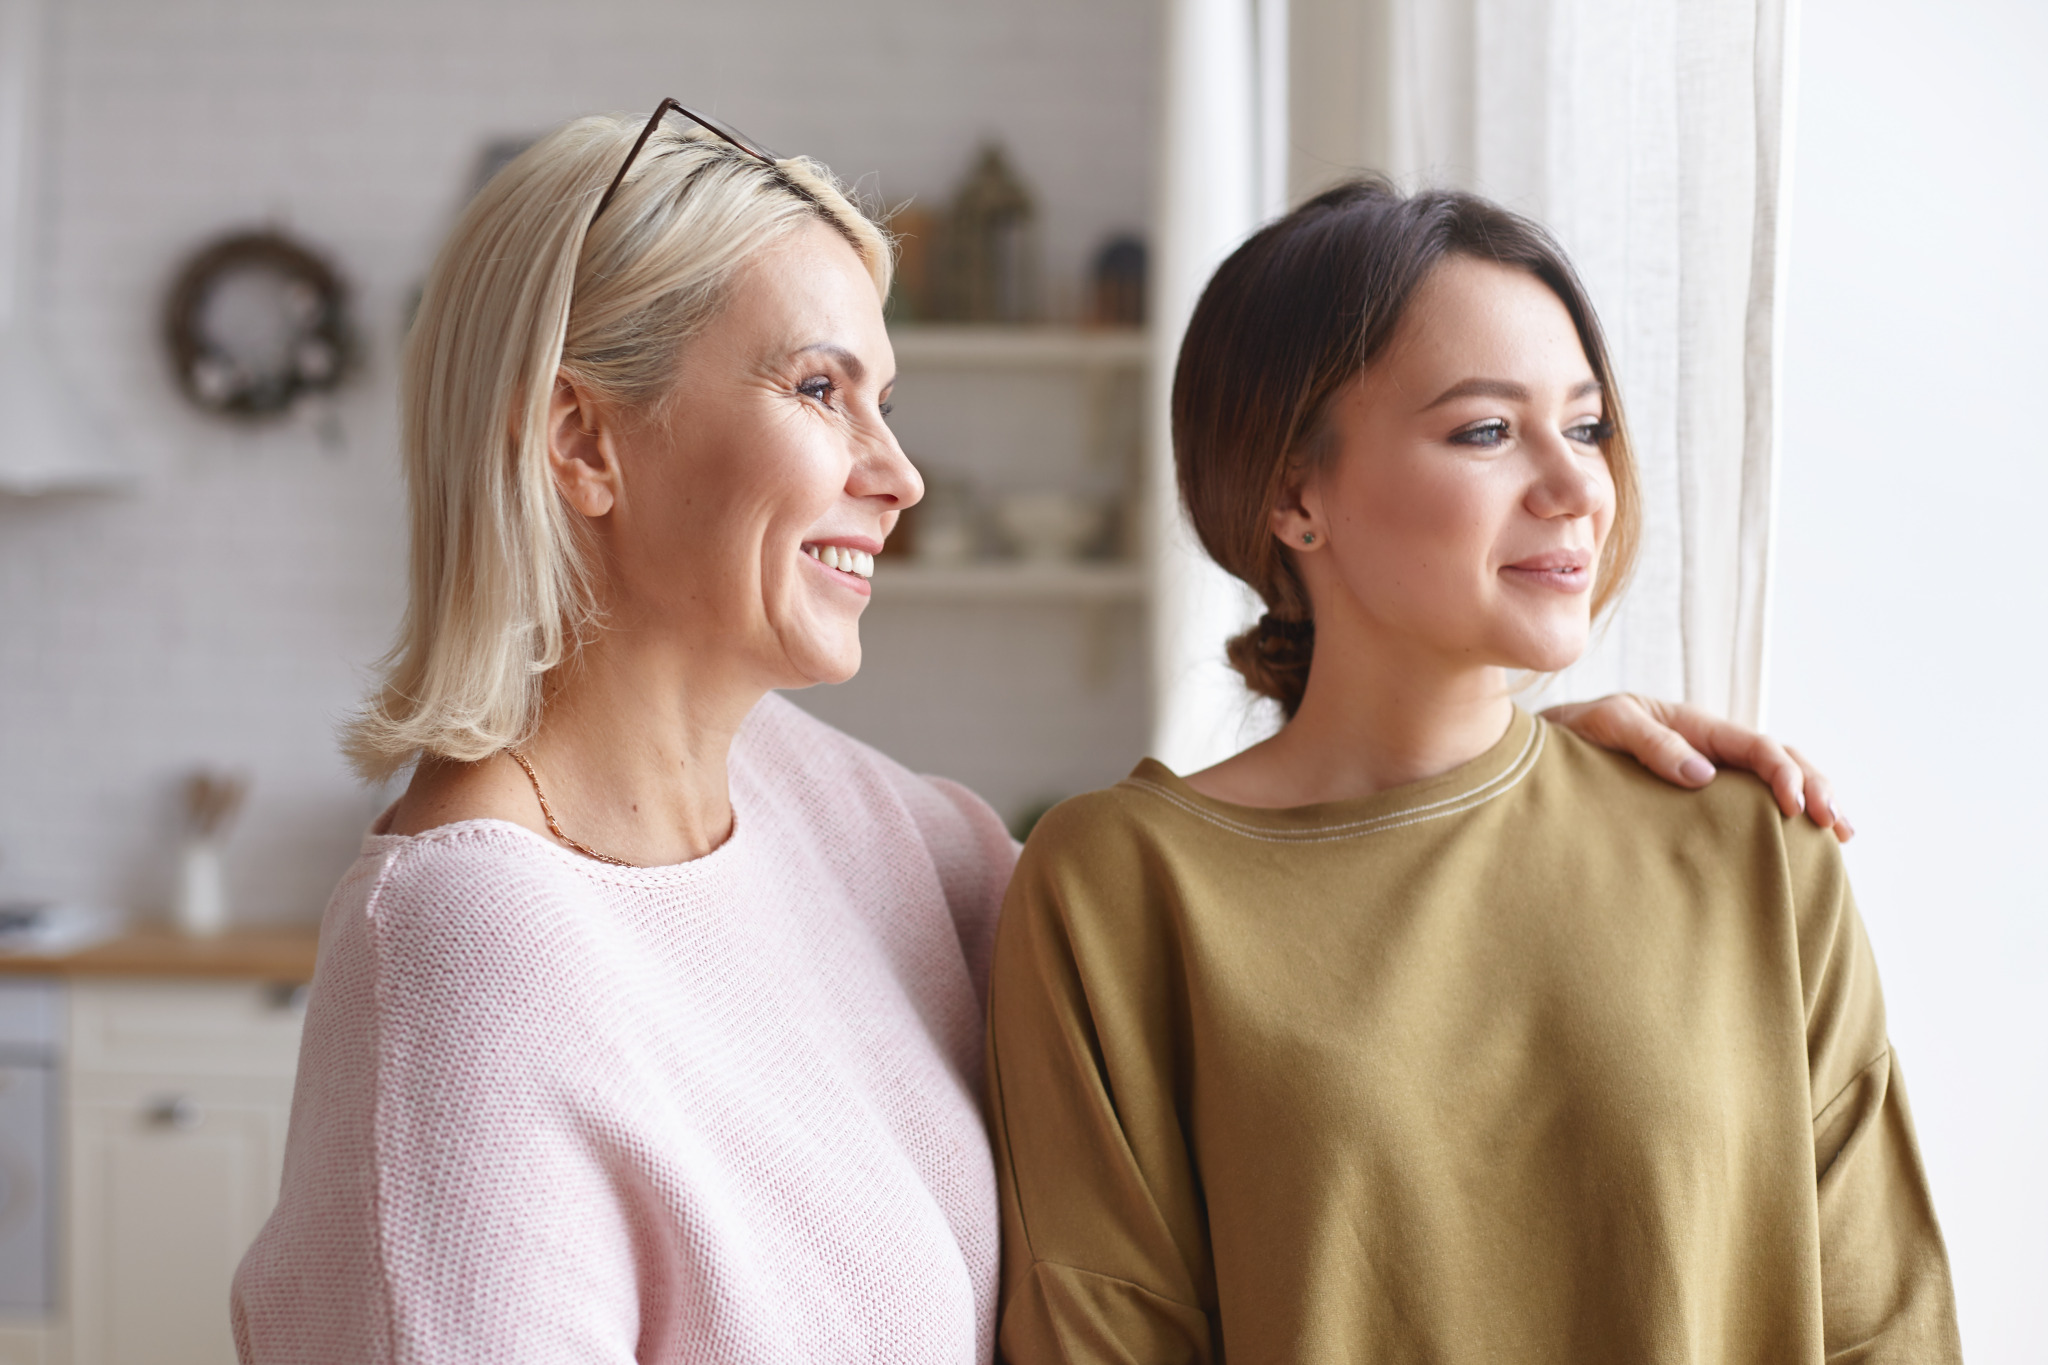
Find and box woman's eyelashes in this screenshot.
[797,374,893,420]
[1447,416,1613,449]
[1449,418,1510,448]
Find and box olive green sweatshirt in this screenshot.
[987,708,1959,1364]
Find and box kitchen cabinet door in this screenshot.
[0,1322,55,1364]
[66,1080,291,1365]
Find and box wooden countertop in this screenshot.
[0,925,320,983]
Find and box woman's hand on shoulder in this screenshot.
[1541,694,1852,842]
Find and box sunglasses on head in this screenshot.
[589,99,784,226]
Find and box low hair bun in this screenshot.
[1226,613,1316,718]
[1254,612,1313,642]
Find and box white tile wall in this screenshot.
[0,0,1157,921]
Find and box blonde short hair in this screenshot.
[344,113,890,782]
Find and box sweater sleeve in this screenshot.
[1789,825,1962,1363]
[985,800,1216,1365]
[233,843,648,1364]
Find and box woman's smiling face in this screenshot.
[591,218,920,691]
[1283,254,1616,677]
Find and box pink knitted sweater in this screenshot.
[231,695,1020,1363]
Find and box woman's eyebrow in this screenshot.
[1422,376,1603,408]
[1424,377,1528,408]
[791,342,866,383]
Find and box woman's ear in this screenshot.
[547,374,618,518]
[1270,465,1323,553]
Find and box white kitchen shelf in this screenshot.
[887,325,1148,369]
[871,560,1145,603]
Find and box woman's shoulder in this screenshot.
[342,821,628,998]
[1004,771,1188,922]
[739,695,1020,983]
[1543,719,1808,828]
[1022,761,1231,863]
[737,691,944,792]
[363,818,599,910]
[990,776,1200,996]
[738,693,1017,867]
[1541,719,1847,891]
[298,825,629,1100]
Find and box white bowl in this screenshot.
[996,492,1104,562]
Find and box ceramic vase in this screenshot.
[175,840,227,938]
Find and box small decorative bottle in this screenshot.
[175,771,246,938]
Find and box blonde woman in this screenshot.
[232,110,1849,1364]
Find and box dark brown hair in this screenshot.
[1172,176,1641,717]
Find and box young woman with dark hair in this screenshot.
[985,179,1959,1364]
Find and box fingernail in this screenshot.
[1795,790,1806,814]
[1680,757,1714,783]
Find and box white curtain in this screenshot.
[1146,0,1289,773]
[1151,0,1796,765]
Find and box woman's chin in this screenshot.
[1498,627,1591,676]
[784,634,863,689]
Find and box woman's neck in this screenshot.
[515,633,761,865]
[1184,627,1516,809]
[383,627,763,867]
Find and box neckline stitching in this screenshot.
[368,812,748,884]
[1119,721,1545,843]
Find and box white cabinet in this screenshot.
[64,983,301,1365]
[0,1324,53,1365]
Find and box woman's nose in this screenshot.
[852,422,924,510]
[1526,433,1609,520]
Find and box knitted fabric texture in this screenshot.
[231,695,1019,1363]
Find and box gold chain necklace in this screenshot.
[503,747,637,868]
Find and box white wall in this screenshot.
[0,0,1156,923]
[1771,0,2048,1356]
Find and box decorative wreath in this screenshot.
[164,230,353,418]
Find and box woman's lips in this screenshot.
[1500,549,1593,594]
[801,540,875,597]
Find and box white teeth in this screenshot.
[806,544,873,579]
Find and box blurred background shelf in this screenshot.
[870,560,1144,602]
[888,325,1148,369]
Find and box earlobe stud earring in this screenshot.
[1302,532,1316,546]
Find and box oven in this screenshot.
[0,980,58,1312]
